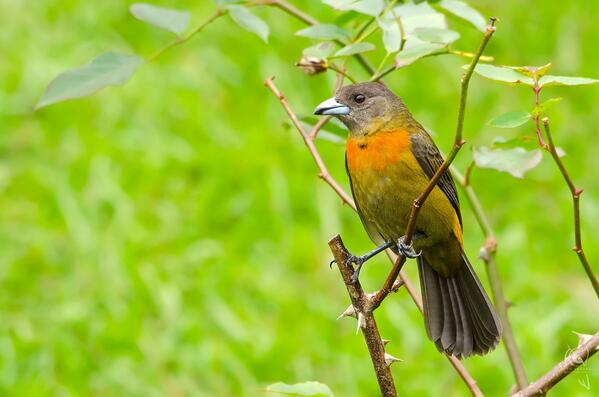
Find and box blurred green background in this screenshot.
[1,0,598,396]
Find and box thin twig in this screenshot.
[329,235,397,397]
[532,77,547,148]
[370,49,494,82]
[265,78,483,397]
[251,0,375,74]
[147,10,224,62]
[511,331,599,397]
[369,18,497,309]
[328,63,357,83]
[542,117,599,297]
[452,167,529,390]
[264,77,356,209]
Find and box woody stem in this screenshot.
[541,117,599,297]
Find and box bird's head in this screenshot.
[314,82,406,136]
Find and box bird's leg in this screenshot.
[344,241,395,284]
[397,233,425,259]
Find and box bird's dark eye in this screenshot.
[354,94,366,104]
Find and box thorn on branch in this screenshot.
[384,353,402,367]
[573,332,598,351]
[356,312,366,335]
[337,304,358,320]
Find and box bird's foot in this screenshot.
[398,235,422,259]
[345,255,366,284]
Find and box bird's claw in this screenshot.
[345,255,365,284]
[398,236,421,259]
[329,259,336,268]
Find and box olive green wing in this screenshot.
[345,154,387,245]
[410,129,462,226]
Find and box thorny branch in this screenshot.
[328,235,397,397]
[511,331,599,397]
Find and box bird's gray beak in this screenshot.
[313,97,350,116]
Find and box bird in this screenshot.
[314,82,501,358]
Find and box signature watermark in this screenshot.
[563,344,594,391]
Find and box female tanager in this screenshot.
[314,82,501,358]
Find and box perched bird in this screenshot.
[314,82,501,358]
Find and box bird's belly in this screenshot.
[349,153,458,249]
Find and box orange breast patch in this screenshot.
[346,129,411,172]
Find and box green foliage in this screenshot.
[323,0,385,17]
[266,381,334,396]
[377,17,402,53]
[437,0,486,31]
[35,52,143,109]
[130,3,191,35]
[472,146,542,178]
[296,24,352,41]
[413,27,460,44]
[539,75,599,87]
[333,42,376,57]
[228,5,270,43]
[303,42,336,59]
[469,64,535,85]
[395,42,444,67]
[487,111,531,128]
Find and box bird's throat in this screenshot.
[346,129,411,172]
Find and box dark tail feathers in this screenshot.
[417,252,502,358]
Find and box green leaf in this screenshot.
[492,136,537,150]
[413,27,460,44]
[302,42,336,59]
[333,10,363,26]
[507,63,552,79]
[539,75,599,87]
[129,3,190,35]
[266,381,334,397]
[393,2,447,33]
[395,42,445,68]
[35,52,143,110]
[213,0,242,5]
[296,24,352,41]
[468,64,534,85]
[334,42,376,57]
[377,16,402,53]
[488,111,531,128]
[323,0,385,17]
[532,97,562,117]
[438,0,486,31]
[228,5,269,42]
[472,146,542,178]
